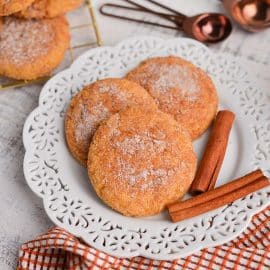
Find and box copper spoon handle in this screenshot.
[100,1,186,30]
[124,0,186,25]
[134,0,187,21]
[100,3,182,30]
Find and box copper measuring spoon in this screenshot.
[100,0,232,43]
[223,0,270,31]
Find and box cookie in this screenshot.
[126,56,218,139]
[88,107,197,217]
[65,78,158,166]
[15,0,83,19]
[0,16,70,80]
[0,0,34,16]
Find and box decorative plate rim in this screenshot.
[23,36,270,260]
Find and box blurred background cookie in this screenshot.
[15,0,83,19]
[65,78,157,166]
[88,107,197,217]
[0,16,70,80]
[126,56,218,139]
[0,0,34,16]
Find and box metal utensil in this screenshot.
[100,0,232,43]
[223,0,270,31]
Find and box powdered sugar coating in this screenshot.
[0,0,35,16]
[126,56,218,139]
[74,102,109,147]
[143,63,200,101]
[15,0,83,19]
[65,78,157,166]
[88,107,197,216]
[0,17,53,65]
[127,60,201,105]
[96,82,130,103]
[113,132,167,156]
[115,157,183,192]
[110,128,184,192]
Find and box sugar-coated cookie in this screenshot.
[0,0,34,16]
[65,78,158,166]
[15,0,83,19]
[0,16,70,80]
[126,56,218,139]
[88,107,197,217]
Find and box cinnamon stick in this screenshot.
[169,176,269,223]
[190,110,235,194]
[168,170,263,214]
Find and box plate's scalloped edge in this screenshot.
[22,36,270,260]
[43,188,270,260]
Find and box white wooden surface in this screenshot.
[0,1,269,268]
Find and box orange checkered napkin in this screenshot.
[17,206,270,270]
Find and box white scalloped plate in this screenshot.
[23,37,270,260]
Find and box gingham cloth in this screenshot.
[17,206,270,270]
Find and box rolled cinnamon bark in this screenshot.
[168,170,264,214]
[190,110,235,194]
[169,175,269,222]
